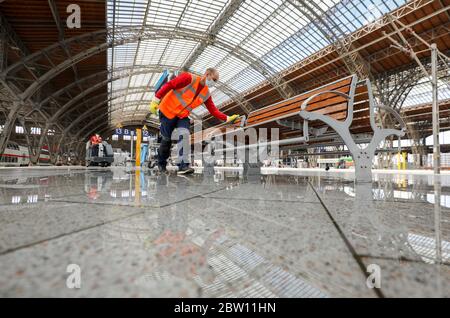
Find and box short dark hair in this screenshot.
[206,68,218,76]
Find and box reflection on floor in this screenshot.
[0,167,449,297]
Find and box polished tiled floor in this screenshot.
[0,166,449,297]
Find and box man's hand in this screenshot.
[149,97,160,115]
[226,114,240,123]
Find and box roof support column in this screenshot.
[0,101,20,156]
[0,23,7,72]
[17,115,35,164]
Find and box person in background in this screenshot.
[90,133,102,157]
[149,68,239,175]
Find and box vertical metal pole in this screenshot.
[109,0,117,126]
[431,43,442,266]
[434,181,442,264]
[135,128,142,167]
[431,43,440,175]
[130,131,134,162]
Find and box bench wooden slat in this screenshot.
[246,86,352,127]
[248,77,353,119]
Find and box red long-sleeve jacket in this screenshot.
[155,73,227,121]
[90,135,102,145]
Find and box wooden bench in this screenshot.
[193,75,365,140]
[192,75,406,182]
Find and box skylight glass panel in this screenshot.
[190,46,229,73]
[122,105,137,112]
[159,40,198,66]
[135,39,170,65]
[403,78,450,108]
[178,0,229,32]
[108,0,148,26]
[216,55,252,83]
[142,92,154,101]
[240,2,308,59]
[112,77,129,91]
[136,104,150,111]
[126,93,143,102]
[211,89,230,106]
[146,0,190,28]
[226,67,266,93]
[112,43,138,68]
[130,74,152,88]
[217,0,281,46]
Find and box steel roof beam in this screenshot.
[57,89,159,149]
[213,1,448,116]
[47,0,85,97]
[37,65,250,125]
[78,111,159,142]
[287,0,372,80]
[0,11,30,57]
[207,1,296,99]
[181,0,244,71]
[62,88,153,135]
[367,22,450,67]
[0,11,71,155]
[121,0,154,120]
[1,25,298,105]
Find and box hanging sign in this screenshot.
[115,123,123,135]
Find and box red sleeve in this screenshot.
[155,73,192,100]
[204,97,227,122]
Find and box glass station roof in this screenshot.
[107,0,408,125]
[403,77,450,108]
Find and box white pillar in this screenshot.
[130,131,134,161]
[431,43,440,175]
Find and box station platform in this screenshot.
[0,167,449,297]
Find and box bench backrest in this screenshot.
[246,76,354,128]
[193,74,374,143]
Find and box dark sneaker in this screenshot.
[177,166,194,175]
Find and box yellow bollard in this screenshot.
[397,152,401,170]
[135,168,141,205]
[135,128,142,167]
[135,129,142,205]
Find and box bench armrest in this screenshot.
[299,90,351,142]
[300,90,350,112]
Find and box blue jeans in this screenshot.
[158,112,191,169]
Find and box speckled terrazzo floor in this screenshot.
[0,167,449,297]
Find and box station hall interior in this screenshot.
[0,0,450,298]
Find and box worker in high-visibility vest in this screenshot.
[149,68,239,174]
[89,133,102,157]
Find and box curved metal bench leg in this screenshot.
[352,149,374,183]
[242,146,263,179]
[299,80,405,183]
[299,111,404,183]
[202,139,216,177]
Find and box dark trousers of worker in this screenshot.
[92,144,99,157]
[158,111,191,169]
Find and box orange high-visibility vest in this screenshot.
[158,73,210,119]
